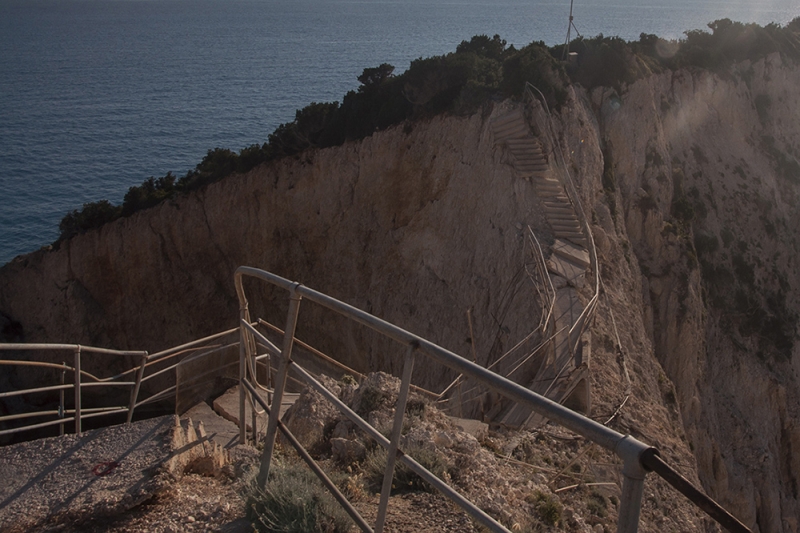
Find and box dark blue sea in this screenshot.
[1,0,797,265]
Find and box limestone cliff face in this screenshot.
[590,53,800,532]
[2,54,800,531]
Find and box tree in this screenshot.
[357,63,395,91]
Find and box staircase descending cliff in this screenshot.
[488,93,597,429]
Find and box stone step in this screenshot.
[534,177,561,186]
[212,385,300,434]
[535,183,562,191]
[552,239,591,268]
[507,140,542,149]
[543,198,571,207]
[514,155,547,163]
[537,193,566,200]
[183,400,241,449]
[548,253,587,281]
[543,206,575,216]
[535,176,561,186]
[493,122,528,140]
[536,186,565,196]
[558,235,589,247]
[490,110,525,129]
[508,147,544,158]
[555,228,587,237]
[552,225,583,235]
[506,137,540,146]
[547,213,581,222]
[518,164,550,173]
[515,157,550,167]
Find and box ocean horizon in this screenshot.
[1,0,798,265]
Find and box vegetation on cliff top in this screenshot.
[58,18,800,241]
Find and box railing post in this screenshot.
[251,343,258,440]
[256,287,302,488]
[127,353,148,423]
[74,347,81,435]
[59,361,66,436]
[375,343,417,533]
[239,320,249,445]
[615,436,649,533]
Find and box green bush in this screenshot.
[58,199,122,240]
[525,490,562,526]
[501,41,568,107]
[362,444,448,494]
[246,461,351,533]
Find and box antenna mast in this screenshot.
[561,0,582,60]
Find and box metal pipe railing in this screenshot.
[0,343,147,437]
[234,267,646,531]
[524,83,601,355]
[234,266,750,533]
[0,336,234,438]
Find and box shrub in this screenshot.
[501,41,568,107]
[246,461,351,533]
[526,490,562,526]
[121,172,177,216]
[362,444,448,494]
[58,199,122,239]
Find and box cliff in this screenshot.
[2,53,800,531]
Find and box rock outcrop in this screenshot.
[2,53,800,531]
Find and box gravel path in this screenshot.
[0,416,192,532]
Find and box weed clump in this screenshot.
[362,444,449,494]
[526,490,563,526]
[246,461,351,533]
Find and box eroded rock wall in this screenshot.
[590,53,800,532]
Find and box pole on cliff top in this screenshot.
[561,0,582,61]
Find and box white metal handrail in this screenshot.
[0,344,147,436]
[0,329,243,438]
[235,266,655,533]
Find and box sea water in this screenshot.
[0,0,797,265]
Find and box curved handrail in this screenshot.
[524,83,601,355]
[234,265,750,533]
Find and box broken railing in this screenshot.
[525,82,600,357]
[0,344,147,437]
[0,329,241,438]
[235,266,750,533]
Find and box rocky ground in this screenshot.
[49,472,250,533]
[6,370,717,533]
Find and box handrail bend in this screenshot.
[234,265,749,533]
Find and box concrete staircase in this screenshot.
[489,107,592,428]
[182,386,300,449]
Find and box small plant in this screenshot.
[587,490,609,517]
[340,374,358,386]
[356,386,392,414]
[362,444,448,493]
[526,490,562,526]
[246,461,352,533]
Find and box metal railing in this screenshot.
[0,344,147,436]
[0,328,243,439]
[524,82,601,356]
[234,266,750,533]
